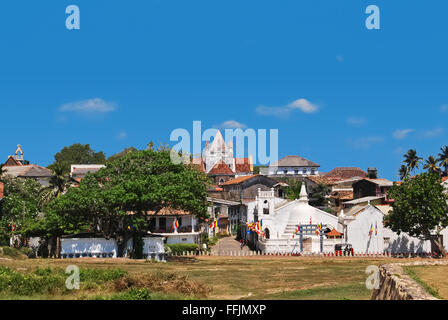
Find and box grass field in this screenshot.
[403,265,448,299]
[0,255,403,300]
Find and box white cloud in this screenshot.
[60,98,116,114]
[393,129,414,140]
[256,98,319,118]
[423,127,443,138]
[215,120,247,129]
[393,147,404,155]
[346,136,384,149]
[441,105,448,112]
[346,117,367,126]
[117,131,127,140]
[336,55,344,62]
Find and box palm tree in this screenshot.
[39,162,70,207]
[398,165,408,181]
[49,162,70,197]
[423,156,441,174]
[438,145,448,176]
[403,149,422,174]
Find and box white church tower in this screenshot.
[203,130,235,173]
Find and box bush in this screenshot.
[19,247,34,258]
[79,268,127,283]
[109,288,153,300]
[0,246,28,259]
[0,267,65,296]
[164,243,198,254]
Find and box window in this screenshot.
[283,170,288,174]
[311,168,316,175]
[159,218,166,229]
[264,229,270,239]
[302,168,307,174]
[263,208,269,215]
[294,170,299,174]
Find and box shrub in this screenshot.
[110,288,153,300]
[0,267,65,296]
[165,243,198,254]
[0,246,28,259]
[79,268,127,283]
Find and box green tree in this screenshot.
[107,147,138,162]
[48,143,106,174]
[398,165,409,181]
[309,183,331,207]
[280,179,302,201]
[403,149,422,174]
[253,166,267,175]
[423,156,441,175]
[385,172,448,256]
[0,177,46,246]
[47,146,210,256]
[438,145,448,176]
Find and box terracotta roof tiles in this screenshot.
[324,167,367,180]
[208,160,234,175]
[220,174,260,186]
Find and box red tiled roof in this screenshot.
[306,176,338,185]
[326,228,343,237]
[221,174,260,186]
[235,158,252,173]
[209,161,234,175]
[128,207,192,216]
[324,167,367,180]
[330,191,354,200]
[3,156,22,167]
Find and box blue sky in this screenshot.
[0,1,447,181]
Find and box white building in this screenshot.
[340,204,432,254]
[246,185,341,253]
[261,155,320,177]
[246,184,447,254]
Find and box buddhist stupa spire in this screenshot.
[298,183,308,204]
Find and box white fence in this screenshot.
[167,250,442,258]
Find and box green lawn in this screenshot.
[0,255,401,300]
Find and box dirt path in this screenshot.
[213,236,250,253]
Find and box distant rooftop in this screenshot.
[269,155,320,168]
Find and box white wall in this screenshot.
[142,237,165,254]
[345,206,432,253]
[166,233,197,244]
[60,238,118,257]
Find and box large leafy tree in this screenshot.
[309,183,331,207]
[48,143,106,174]
[47,146,210,256]
[0,177,46,246]
[278,178,302,201]
[107,147,138,162]
[385,172,448,256]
